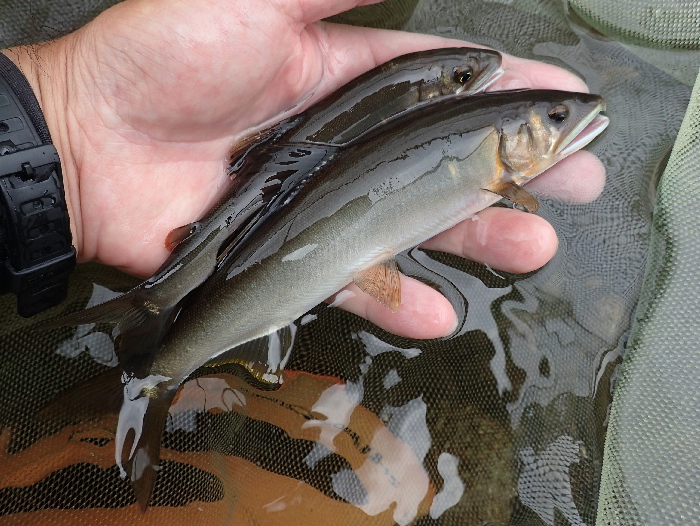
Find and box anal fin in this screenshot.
[353,259,402,311]
[483,180,539,213]
[204,323,297,389]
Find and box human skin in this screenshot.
[3,0,605,338]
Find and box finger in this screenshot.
[525,150,606,204]
[420,207,558,274]
[327,274,458,339]
[493,54,589,92]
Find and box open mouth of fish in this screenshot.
[557,103,610,157]
[474,66,505,92]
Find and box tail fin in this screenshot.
[38,288,147,328]
[37,367,177,512]
[116,374,177,513]
[38,289,178,375]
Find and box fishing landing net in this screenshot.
[596,53,700,526]
[0,0,698,525]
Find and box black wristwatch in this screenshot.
[0,53,76,318]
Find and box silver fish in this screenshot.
[114,89,608,510]
[42,48,503,362]
[229,46,503,163]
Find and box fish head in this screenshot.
[434,48,503,97]
[497,91,609,183]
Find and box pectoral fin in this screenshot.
[353,259,402,311]
[483,180,539,213]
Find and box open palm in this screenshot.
[12,0,605,337]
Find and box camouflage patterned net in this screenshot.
[0,1,698,525]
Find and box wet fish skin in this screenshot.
[294,47,502,145]
[223,47,504,249]
[230,46,503,163]
[40,47,503,364]
[119,89,608,510]
[195,47,502,273]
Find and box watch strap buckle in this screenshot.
[2,248,76,317]
[0,144,75,317]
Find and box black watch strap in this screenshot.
[0,53,76,317]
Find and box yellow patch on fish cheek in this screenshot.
[500,118,538,174]
[488,154,510,188]
[510,133,536,173]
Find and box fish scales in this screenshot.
[231,47,502,161]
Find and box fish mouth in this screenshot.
[471,66,504,93]
[556,103,610,157]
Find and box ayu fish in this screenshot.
[42,48,503,360]
[229,46,503,164]
[108,89,608,510]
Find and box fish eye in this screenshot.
[453,66,473,84]
[548,105,569,122]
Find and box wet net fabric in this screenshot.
[597,67,700,526]
[327,0,420,30]
[0,0,122,48]
[570,0,700,50]
[0,1,698,525]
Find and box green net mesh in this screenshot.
[570,0,700,50]
[0,1,698,525]
[597,63,700,526]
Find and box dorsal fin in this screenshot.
[228,126,276,172]
[36,366,125,422]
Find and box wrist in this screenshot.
[2,41,82,260]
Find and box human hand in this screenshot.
[6,0,604,338]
